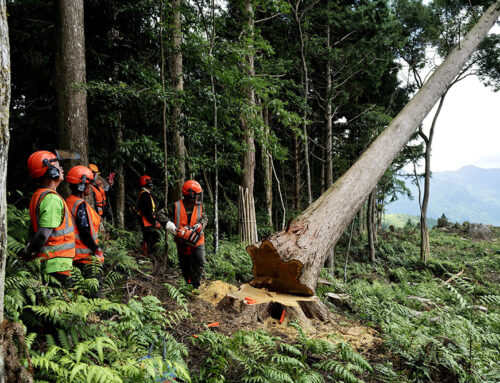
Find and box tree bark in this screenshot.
[0,1,11,379]
[293,133,301,210]
[419,91,447,262]
[325,23,333,189]
[114,124,125,229]
[171,0,186,201]
[367,189,376,262]
[263,105,273,228]
[291,0,312,205]
[247,1,500,295]
[239,0,258,243]
[56,0,88,166]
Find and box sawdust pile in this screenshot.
[198,280,239,305]
[196,281,382,352]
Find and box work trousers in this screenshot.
[177,244,205,288]
[142,225,161,255]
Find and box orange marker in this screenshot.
[279,309,286,324]
[193,335,199,338]
[207,322,219,328]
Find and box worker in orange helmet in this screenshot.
[65,166,105,297]
[88,164,108,218]
[17,150,76,286]
[165,180,207,293]
[137,175,161,256]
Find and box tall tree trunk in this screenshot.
[247,2,500,295]
[367,189,376,262]
[291,0,312,205]
[239,0,258,243]
[0,1,11,380]
[293,133,301,210]
[56,0,88,166]
[171,0,186,201]
[419,92,447,262]
[115,124,125,229]
[160,0,169,263]
[263,104,273,228]
[325,23,333,189]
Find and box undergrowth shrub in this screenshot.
[193,322,372,383]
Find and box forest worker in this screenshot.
[167,180,208,293]
[17,150,76,286]
[65,166,105,297]
[88,163,108,218]
[137,175,161,257]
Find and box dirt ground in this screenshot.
[122,271,383,359]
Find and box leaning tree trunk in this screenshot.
[171,0,186,201]
[56,0,88,166]
[247,1,500,295]
[0,1,11,380]
[367,190,376,262]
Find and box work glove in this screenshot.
[94,248,105,263]
[166,221,177,235]
[16,244,34,262]
[154,221,161,229]
[191,223,203,233]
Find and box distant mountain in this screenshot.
[385,166,500,225]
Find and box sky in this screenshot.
[421,75,500,172]
[404,24,500,173]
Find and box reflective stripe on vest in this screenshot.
[137,188,156,227]
[29,188,75,261]
[174,200,204,247]
[66,195,101,262]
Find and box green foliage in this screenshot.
[327,228,500,382]
[194,325,372,383]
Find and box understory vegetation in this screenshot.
[5,204,500,382]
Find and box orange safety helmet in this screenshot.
[66,166,94,185]
[89,164,100,174]
[27,150,59,179]
[182,180,202,199]
[140,175,153,187]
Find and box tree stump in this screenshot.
[216,284,333,330]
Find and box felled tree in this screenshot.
[247,0,500,296]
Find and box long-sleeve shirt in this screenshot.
[75,203,99,252]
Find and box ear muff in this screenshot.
[77,175,87,192]
[43,159,60,180]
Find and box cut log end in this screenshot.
[216,284,332,330]
[247,239,313,296]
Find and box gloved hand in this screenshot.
[154,221,161,229]
[166,221,177,235]
[16,245,33,262]
[94,248,105,263]
[191,223,203,233]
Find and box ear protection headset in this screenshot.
[42,158,60,180]
[77,175,88,192]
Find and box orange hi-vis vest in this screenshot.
[137,188,156,227]
[66,194,101,264]
[174,200,205,247]
[29,188,75,265]
[91,185,106,216]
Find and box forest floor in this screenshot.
[123,259,388,375]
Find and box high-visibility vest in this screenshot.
[137,188,156,227]
[174,200,205,247]
[91,185,106,216]
[66,194,101,264]
[29,188,75,265]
